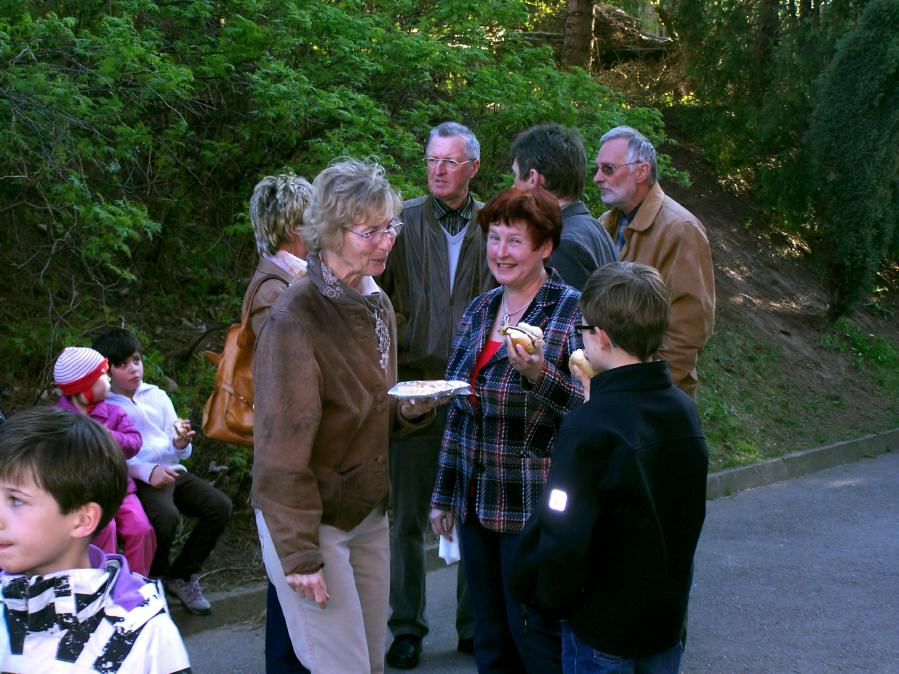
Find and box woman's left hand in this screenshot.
[399,393,452,421]
[506,336,545,383]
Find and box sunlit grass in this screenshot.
[697,311,899,472]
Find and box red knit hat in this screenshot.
[54,347,109,397]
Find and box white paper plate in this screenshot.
[388,380,472,399]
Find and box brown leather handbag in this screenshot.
[202,274,281,446]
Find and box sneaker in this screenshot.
[165,574,212,616]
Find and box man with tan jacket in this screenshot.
[595,126,715,397]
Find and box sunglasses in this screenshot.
[596,161,640,176]
[573,324,598,333]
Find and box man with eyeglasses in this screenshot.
[595,125,715,398]
[379,121,492,670]
[511,122,617,291]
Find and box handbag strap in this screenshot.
[238,272,287,342]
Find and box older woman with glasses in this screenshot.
[252,158,435,673]
[430,187,585,673]
[242,172,315,674]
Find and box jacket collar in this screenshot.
[560,200,590,218]
[305,252,391,371]
[626,182,666,232]
[56,396,111,420]
[482,268,569,368]
[257,254,301,282]
[424,195,482,241]
[0,546,149,619]
[589,360,672,397]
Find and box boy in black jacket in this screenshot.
[512,261,708,673]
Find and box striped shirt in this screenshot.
[432,195,474,236]
[0,547,190,673]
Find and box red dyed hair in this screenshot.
[478,187,562,252]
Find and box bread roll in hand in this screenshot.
[568,348,595,378]
[499,322,544,354]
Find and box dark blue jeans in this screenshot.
[561,623,682,674]
[458,517,562,674]
[266,582,309,674]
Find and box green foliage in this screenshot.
[665,0,897,317]
[805,0,899,318]
[0,0,661,423]
[821,318,899,371]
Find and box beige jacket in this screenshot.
[601,182,715,397]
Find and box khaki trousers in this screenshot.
[257,507,389,674]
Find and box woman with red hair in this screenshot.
[430,187,584,673]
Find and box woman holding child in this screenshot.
[252,158,437,673]
[429,187,584,673]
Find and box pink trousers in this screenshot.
[92,493,157,576]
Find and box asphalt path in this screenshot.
[183,450,899,673]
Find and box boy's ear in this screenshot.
[597,328,615,351]
[71,502,104,540]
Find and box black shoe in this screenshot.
[456,637,475,656]
[386,635,422,669]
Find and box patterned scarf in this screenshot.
[307,252,391,372]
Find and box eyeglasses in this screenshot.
[573,324,598,333]
[427,157,474,172]
[348,218,403,242]
[596,161,640,177]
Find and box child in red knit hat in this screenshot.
[53,347,157,576]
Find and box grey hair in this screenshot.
[303,157,402,254]
[600,126,658,184]
[249,173,314,256]
[427,121,481,160]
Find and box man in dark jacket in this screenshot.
[511,123,616,291]
[511,261,708,674]
[380,121,493,670]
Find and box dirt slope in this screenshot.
[660,134,897,467]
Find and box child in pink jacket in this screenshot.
[53,347,157,576]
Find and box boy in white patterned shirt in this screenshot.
[0,406,190,673]
[93,328,232,616]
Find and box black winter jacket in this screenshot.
[511,361,708,658]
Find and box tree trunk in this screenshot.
[653,1,679,40]
[799,0,812,23]
[753,0,779,95]
[562,0,595,70]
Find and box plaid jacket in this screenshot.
[431,269,584,534]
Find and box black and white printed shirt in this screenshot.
[0,547,190,673]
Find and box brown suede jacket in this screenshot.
[601,182,715,397]
[251,258,426,576]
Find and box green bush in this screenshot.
[664,0,897,316]
[0,0,667,414]
[805,0,899,318]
